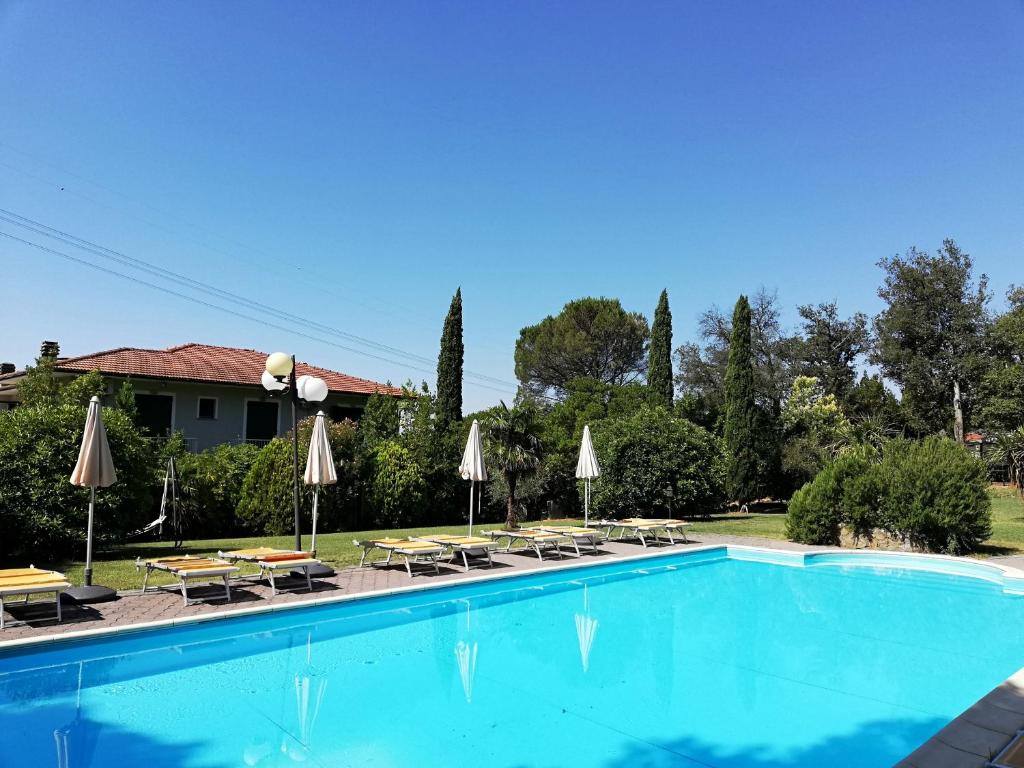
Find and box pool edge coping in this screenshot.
[3,543,1024,653]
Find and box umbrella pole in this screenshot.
[311,487,319,555]
[84,486,95,586]
[468,481,474,536]
[584,478,590,528]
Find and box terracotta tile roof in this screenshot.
[37,343,402,396]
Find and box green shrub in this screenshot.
[785,449,873,545]
[175,442,261,537]
[0,401,154,559]
[366,439,427,528]
[784,437,991,554]
[236,416,359,536]
[874,437,991,554]
[590,406,725,517]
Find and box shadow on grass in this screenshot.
[974,542,1021,557]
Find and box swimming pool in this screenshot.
[2,546,1023,768]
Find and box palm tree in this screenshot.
[484,401,543,529]
[991,428,1024,495]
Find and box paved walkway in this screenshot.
[2,532,1020,767]
[1,532,815,643]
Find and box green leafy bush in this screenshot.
[0,401,154,559]
[366,439,428,528]
[236,416,359,536]
[175,442,261,536]
[874,437,991,554]
[590,406,725,518]
[785,449,873,545]
[785,437,991,554]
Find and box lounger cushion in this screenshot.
[261,552,312,562]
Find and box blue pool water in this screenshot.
[2,548,1024,768]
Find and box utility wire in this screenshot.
[1,230,519,397]
[0,207,518,390]
[0,148,436,327]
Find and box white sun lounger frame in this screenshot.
[483,530,568,560]
[411,536,496,572]
[136,558,240,606]
[355,540,444,577]
[217,550,322,596]
[598,520,689,547]
[528,527,605,557]
[0,570,70,630]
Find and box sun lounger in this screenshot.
[135,555,240,606]
[527,526,606,556]
[598,518,690,547]
[218,548,324,596]
[354,538,445,577]
[482,529,568,560]
[0,567,70,629]
[624,518,690,544]
[412,534,496,571]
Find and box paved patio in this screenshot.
[2,531,1022,767]
[0,531,815,643]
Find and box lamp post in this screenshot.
[263,353,328,552]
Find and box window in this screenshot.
[245,400,279,443]
[197,397,218,420]
[329,405,362,423]
[135,394,174,437]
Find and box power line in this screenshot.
[0,207,519,390]
[1,229,519,397]
[0,147,438,327]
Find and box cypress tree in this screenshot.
[724,295,760,504]
[436,287,464,427]
[648,289,674,408]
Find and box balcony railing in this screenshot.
[242,438,274,448]
[143,436,199,453]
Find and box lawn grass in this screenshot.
[978,484,1024,556]
[19,486,1024,591]
[44,519,580,591]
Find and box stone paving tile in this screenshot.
[0,533,805,643]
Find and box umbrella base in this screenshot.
[295,564,334,579]
[62,585,118,604]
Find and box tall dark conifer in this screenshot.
[436,288,464,427]
[648,289,674,408]
[724,295,759,503]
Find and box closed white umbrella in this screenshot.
[575,425,601,526]
[303,411,337,556]
[68,396,117,602]
[459,420,487,536]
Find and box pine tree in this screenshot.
[724,295,760,504]
[648,289,674,407]
[436,288,464,427]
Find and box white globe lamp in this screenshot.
[265,352,293,379]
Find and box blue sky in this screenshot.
[1,1,1022,411]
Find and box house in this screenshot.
[0,342,403,451]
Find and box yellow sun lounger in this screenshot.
[527,526,606,556]
[0,567,70,629]
[135,555,240,606]
[355,538,445,577]
[482,529,568,560]
[411,535,496,571]
[598,518,690,546]
[218,548,324,596]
